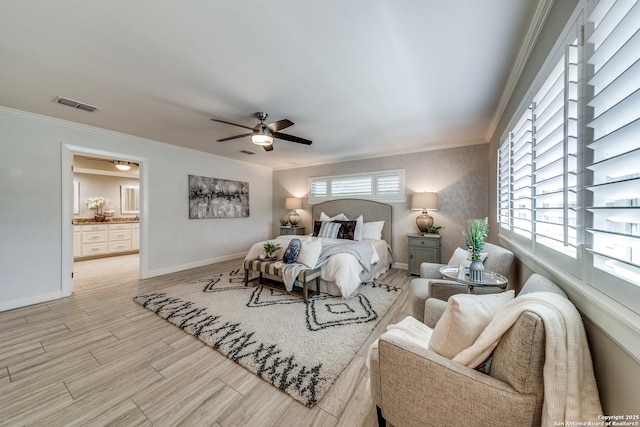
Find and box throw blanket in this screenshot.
[317,241,373,273]
[282,241,374,295]
[453,292,603,427]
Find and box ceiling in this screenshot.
[0,1,537,170]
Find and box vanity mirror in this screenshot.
[121,185,140,214]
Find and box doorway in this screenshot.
[61,145,145,296]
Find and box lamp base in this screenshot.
[288,210,300,228]
[416,211,434,233]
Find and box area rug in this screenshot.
[134,268,400,407]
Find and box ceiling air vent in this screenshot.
[240,150,256,155]
[53,96,100,112]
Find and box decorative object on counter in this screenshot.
[410,192,439,234]
[463,217,489,282]
[86,196,106,221]
[280,218,290,226]
[262,241,282,260]
[285,197,302,227]
[188,175,249,219]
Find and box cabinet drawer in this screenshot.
[109,230,131,241]
[82,243,108,256]
[130,222,140,229]
[109,223,131,231]
[131,229,140,249]
[82,224,108,232]
[409,237,440,248]
[82,231,108,243]
[109,241,131,252]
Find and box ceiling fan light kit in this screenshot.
[251,124,273,146]
[114,160,132,171]
[212,111,312,152]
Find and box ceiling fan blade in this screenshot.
[217,133,251,142]
[267,119,294,133]
[211,118,254,131]
[274,132,312,145]
[263,144,274,152]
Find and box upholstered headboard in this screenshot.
[311,199,393,244]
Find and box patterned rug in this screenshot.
[134,268,401,407]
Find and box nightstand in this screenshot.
[279,226,306,236]
[408,234,441,275]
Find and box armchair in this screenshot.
[409,242,514,323]
[369,274,567,427]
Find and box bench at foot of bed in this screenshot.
[243,259,321,303]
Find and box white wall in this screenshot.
[0,107,272,311]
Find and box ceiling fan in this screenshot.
[211,112,312,152]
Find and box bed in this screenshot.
[244,199,393,298]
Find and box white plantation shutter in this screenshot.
[532,39,579,263]
[498,139,511,230]
[308,170,404,203]
[585,0,640,310]
[510,107,534,240]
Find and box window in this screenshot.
[497,0,640,314]
[308,170,404,203]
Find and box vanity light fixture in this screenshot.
[114,160,131,171]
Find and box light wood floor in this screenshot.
[0,255,414,426]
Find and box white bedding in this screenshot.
[244,235,391,298]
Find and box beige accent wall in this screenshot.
[273,143,489,267]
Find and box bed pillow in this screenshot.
[282,238,302,264]
[319,212,348,222]
[428,291,515,359]
[362,221,385,240]
[317,221,341,239]
[344,214,364,241]
[333,220,357,240]
[297,237,322,268]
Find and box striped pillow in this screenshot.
[317,221,341,239]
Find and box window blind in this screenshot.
[585,0,640,291]
[309,170,404,203]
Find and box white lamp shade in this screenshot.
[285,197,302,210]
[410,192,438,211]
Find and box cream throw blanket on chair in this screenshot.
[453,292,603,427]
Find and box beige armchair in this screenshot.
[369,274,567,427]
[409,242,514,323]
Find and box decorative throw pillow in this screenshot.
[282,238,302,264]
[312,220,323,237]
[317,221,341,239]
[448,247,489,268]
[297,237,322,268]
[428,291,515,359]
[362,221,385,240]
[350,215,364,241]
[334,220,357,240]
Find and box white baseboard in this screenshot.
[145,252,247,278]
[393,262,408,270]
[0,290,64,313]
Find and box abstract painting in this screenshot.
[188,175,249,219]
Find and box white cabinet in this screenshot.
[73,225,82,257]
[131,223,140,250]
[76,222,139,259]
